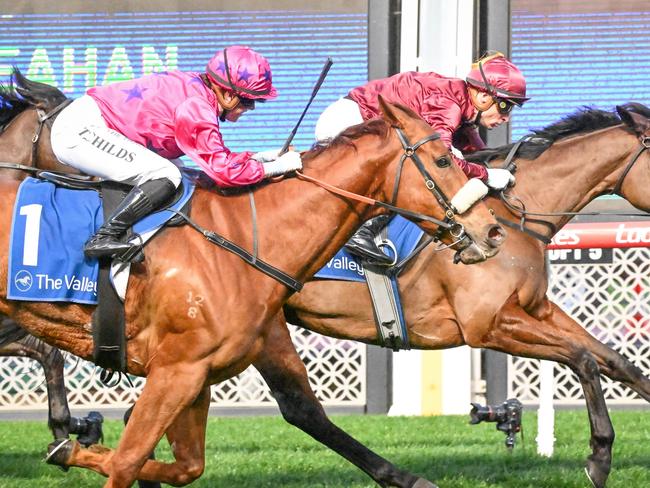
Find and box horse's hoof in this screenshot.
[585,461,610,488]
[411,478,439,488]
[45,438,73,471]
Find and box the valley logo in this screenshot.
[14,270,33,292]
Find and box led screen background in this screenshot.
[0,2,367,152]
[510,1,650,140]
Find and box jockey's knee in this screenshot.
[142,161,182,188]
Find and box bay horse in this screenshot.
[282,103,650,488]
[0,70,78,177]
[0,76,504,486]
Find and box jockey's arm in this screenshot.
[452,125,513,189]
[452,153,488,181]
[422,100,489,182]
[174,97,265,188]
[453,123,486,153]
[435,125,488,182]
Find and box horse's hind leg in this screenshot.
[561,323,650,403]
[0,325,71,440]
[254,313,437,488]
[475,300,615,488]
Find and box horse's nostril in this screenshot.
[488,224,505,243]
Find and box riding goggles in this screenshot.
[493,97,516,115]
[239,96,269,110]
[239,96,256,109]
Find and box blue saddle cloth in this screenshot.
[7,176,194,304]
[314,215,424,282]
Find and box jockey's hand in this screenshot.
[486,168,515,190]
[252,148,281,163]
[262,150,302,177]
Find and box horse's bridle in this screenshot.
[390,128,465,239]
[297,126,477,244]
[496,133,650,244]
[30,99,73,165]
[610,135,650,195]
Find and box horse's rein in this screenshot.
[495,133,650,244]
[295,127,470,236]
[295,171,452,229]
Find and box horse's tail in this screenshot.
[0,67,68,129]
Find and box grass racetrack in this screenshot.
[0,410,648,487]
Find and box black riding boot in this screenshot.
[344,215,393,265]
[84,178,177,259]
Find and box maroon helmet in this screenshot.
[466,52,529,106]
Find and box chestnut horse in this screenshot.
[5,74,650,487]
[282,103,650,488]
[0,82,504,485]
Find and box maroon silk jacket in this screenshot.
[348,72,488,181]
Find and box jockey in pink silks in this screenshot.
[314,51,529,264]
[50,45,301,260]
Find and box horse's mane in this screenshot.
[0,68,67,130]
[304,102,424,163]
[303,118,391,162]
[466,104,649,164]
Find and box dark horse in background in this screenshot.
[0,70,76,176]
[0,70,505,487]
[4,71,650,487]
[0,72,100,443]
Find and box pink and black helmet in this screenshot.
[466,52,529,106]
[206,45,277,100]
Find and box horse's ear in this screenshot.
[378,94,404,129]
[616,105,650,136]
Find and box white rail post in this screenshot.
[536,359,556,456]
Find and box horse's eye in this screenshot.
[436,156,451,168]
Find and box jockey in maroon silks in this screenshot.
[315,51,529,264]
[50,45,301,260]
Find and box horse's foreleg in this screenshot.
[105,361,209,488]
[0,329,71,439]
[124,405,161,488]
[52,386,209,486]
[50,359,210,488]
[128,385,209,485]
[254,314,437,488]
[476,301,614,488]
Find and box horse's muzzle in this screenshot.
[454,223,506,264]
[486,223,507,249]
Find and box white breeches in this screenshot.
[314,97,364,142]
[50,95,181,187]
